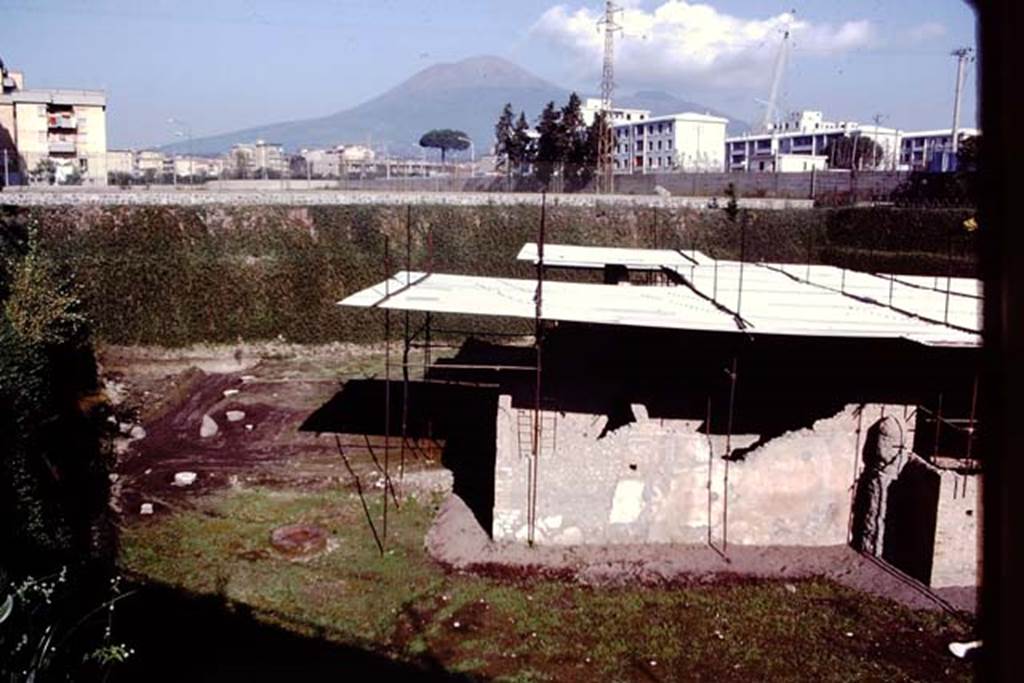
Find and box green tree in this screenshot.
[957,134,980,172]
[534,102,564,188]
[510,112,534,179]
[29,159,56,185]
[494,103,515,181]
[561,93,595,191]
[418,128,470,164]
[824,135,886,170]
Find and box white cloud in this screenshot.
[532,1,876,90]
[907,21,946,43]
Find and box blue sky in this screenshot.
[0,0,978,148]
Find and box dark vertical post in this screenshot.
[932,393,944,461]
[652,206,658,249]
[705,395,713,548]
[966,375,979,461]
[736,214,747,317]
[400,206,412,483]
[528,192,547,547]
[805,223,814,281]
[723,356,738,553]
[945,228,954,325]
[382,235,391,552]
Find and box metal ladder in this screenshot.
[516,408,557,460]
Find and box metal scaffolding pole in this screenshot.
[382,235,392,553]
[527,192,547,546]
[723,356,739,552]
[401,206,413,483]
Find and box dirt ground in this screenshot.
[101,342,449,519]
[103,341,976,616]
[426,493,976,615]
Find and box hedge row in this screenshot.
[0,204,977,346]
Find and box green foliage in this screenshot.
[418,129,470,163]
[501,92,597,191]
[0,204,977,348]
[823,135,887,170]
[957,134,980,172]
[1,219,112,576]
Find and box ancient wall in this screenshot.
[926,465,980,589]
[492,396,979,588]
[492,397,897,548]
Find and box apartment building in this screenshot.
[899,128,979,171]
[106,149,135,176]
[613,112,727,173]
[725,111,900,172]
[580,98,651,127]
[0,64,108,185]
[298,145,377,177]
[226,140,287,178]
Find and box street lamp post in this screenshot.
[455,135,475,178]
[168,118,193,185]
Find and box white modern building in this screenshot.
[725,111,900,172]
[613,112,727,173]
[899,128,979,171]
[580,98,651,127]
[298,144,378,178]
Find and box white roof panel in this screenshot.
[517,242,712,269]
[339,267,979,347]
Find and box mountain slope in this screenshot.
[162,56,748,156]
[164,56,566,156]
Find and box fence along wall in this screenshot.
[301,170,910,201]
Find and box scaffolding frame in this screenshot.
[349,203,980,562]
[365,194,549,551]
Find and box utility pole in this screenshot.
[596,1,621,194]
[950,47,973,160]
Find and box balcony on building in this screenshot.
[47,112,77,130]
[48,139,76,154]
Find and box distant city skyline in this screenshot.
[0,0,979,149]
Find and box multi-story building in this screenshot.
[298,145,378,178]
[0,64,108,185]
[899,128,979,171]
[106,149,135,176]
[580,98,651,127]
[613,112,727,173]
[725,111,900,172]
[225,140,287,178]
[172,156,223,179]
[134,150,168,178]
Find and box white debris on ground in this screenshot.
[173,471,198,487]
[199,415,219,438]
[226,410,246,422]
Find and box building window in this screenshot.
[666,140,672,150]
[657,140,662,150]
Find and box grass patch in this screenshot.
[120,486,974,681]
